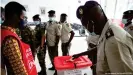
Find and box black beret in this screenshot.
[61,13,67,17]
[33,14,40,19]
[123,10,133,15]
[48,10,55,14]
[76,6,84,19]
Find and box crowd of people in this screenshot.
[1,1,133,75]
[1,1,75,75]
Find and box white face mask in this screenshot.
[122,19,128,24]
[34,21,40,25]
[49,17,55,21]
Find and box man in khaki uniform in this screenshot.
[59,13,75,56]
[73,1,133,75]
[46,10,61,70]
[122,10,133,37]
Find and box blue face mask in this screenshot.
[49,17,55,21]
[34,21,40,25]
[0,18,4,25]
[19,19,25,29]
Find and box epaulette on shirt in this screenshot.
[105,28,114,39]
[66,23,69,27]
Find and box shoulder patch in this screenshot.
[105,29,114,39]
[66,23,69,27]
[58,25,61,30]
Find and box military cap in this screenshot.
[33,14,40,19]
[48,10,55,14]
[61,13,67,17]
[76,1,100,19]
[84,1,99,9]
[123,10,133,15]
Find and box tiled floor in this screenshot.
[35,37,92,75]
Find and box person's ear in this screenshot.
[128,16,133,22]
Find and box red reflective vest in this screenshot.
[1,29,37,75]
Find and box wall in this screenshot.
[1,0,133,23]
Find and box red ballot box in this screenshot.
[54,56,92,75]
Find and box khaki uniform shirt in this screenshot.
[97,20,133,75]
[60,22,72,43]
[87,35,99,49]
[124,23,133,37]
[46,21,62,46]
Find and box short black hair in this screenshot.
[61,13,67,17]
[48,10,55,14]
[123,10,133,15]
[5,1,26,20]
[1,7,4,13]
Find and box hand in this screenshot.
[36,46,43,53]
[72,54,80,60]
[40,46,44,50]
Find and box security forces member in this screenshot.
[59,13,75,56]
[87,34,99,75]
[46,10,61,70]
[73,1,133,75]
[33,14,47,75]
[21,18,36,58]
[122,10,133,37]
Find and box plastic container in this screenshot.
[54,56,92,75]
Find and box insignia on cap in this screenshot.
[79,8,83,15]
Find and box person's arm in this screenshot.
[3,37,28,75]
[41,35,45,48]
[67,31,75,44]
[66,23,75,44]
[73,47,97,59]
[1,54,6,75]
[55,24,62,46]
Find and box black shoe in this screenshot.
[54,72,57,75]
[48,67,55,70]
[54,70,57,75]
[38,70,47,75]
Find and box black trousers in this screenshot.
[88,49,97,75]
[48,46,58,67]
[61,43,71,56]
[36,42,47,74]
